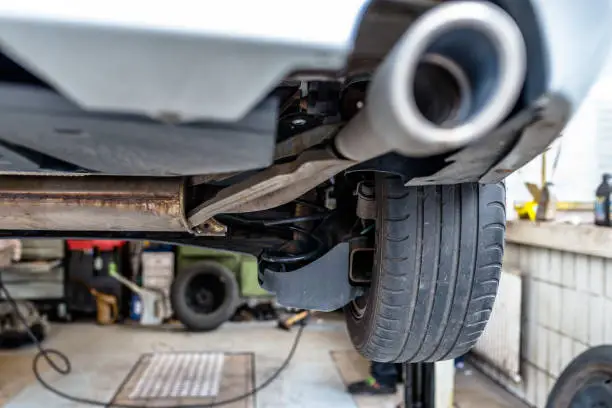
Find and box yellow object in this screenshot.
[278,311,313,331]
[514,201,593,221]
[515,201,537,221]
[555,202,594,211]
[90,289,118,325]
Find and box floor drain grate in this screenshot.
[129,352,225,399]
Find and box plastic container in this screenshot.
[67,240,126,251]
[595,173,612,226]
[130,293,142,321]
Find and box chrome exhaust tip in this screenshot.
[336,1,527,160]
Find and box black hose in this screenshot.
[259,226,324,264]
[218,213,327,226]
[0,274,305,407]
[263,214,326,226]
[218,212,329,265]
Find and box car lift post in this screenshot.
[403,362,435,408]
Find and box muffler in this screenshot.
[335,1,527,159]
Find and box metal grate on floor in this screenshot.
[129,352,225,399]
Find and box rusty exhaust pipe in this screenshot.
[0,176,190,232]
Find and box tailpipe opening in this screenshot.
[336,1,526,160]
[412,53,470,127]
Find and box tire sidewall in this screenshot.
[345,175,395,361]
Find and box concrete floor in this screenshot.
[2,319,523,407]
[454,365,528,408]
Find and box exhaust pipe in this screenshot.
[0,176,231,235]
[0,176,189,232]
[335,1,526,159]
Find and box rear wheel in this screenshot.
[345,176,505,362]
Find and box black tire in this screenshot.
[546,346,612,408]
[171,261,239,331]
[345,176,505,363]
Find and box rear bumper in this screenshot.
[0,0,608,121]
[0,0,371,121]
[0,1,608,179]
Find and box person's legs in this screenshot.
[347,361,399,395]
[371,361,399,387]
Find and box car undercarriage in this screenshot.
[0,0,610,362]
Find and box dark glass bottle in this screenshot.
[595,173,611,226]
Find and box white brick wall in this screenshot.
[547,330,561,377]
[476,241,612,407]
[589,296,605,345]
[526,364,537,403]
[548,284,562,334]
[589,257,605,295]
[606,262,612,298]
[575,255,590,292]
[574,292,590,344]
[559,336,573,373]
[606,299,612,343]
[536,326,548,371]
[560,288,575,337]
[561,251,576,289]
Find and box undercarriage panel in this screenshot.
[0,85,277,175]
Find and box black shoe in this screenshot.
[347,379,396,395]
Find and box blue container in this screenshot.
[130,293,142,321]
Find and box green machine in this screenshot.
[177,247,268,297]
[171,246,270,331]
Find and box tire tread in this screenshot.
[346,177,505,362]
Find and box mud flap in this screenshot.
[259,242,362,311]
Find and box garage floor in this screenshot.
[2,319,526,407]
